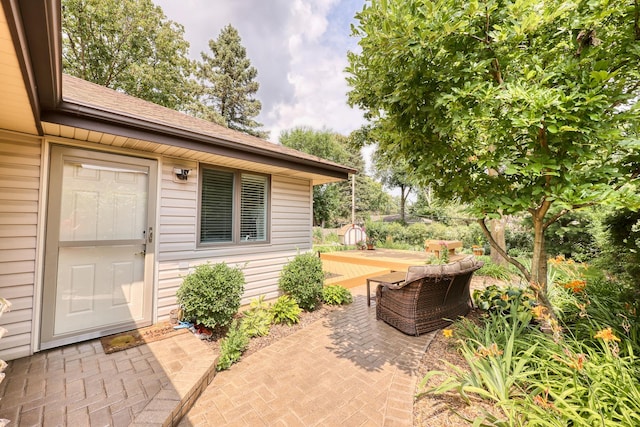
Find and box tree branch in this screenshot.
[478,218,531,281]
[542,200,597,229]
[635,0,640,40]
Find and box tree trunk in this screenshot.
[530,214,548,292]
[490,217,507,266]
[399,185,407,224]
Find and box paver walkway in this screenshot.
[179,286,434,426]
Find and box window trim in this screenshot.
[198,164,271,247]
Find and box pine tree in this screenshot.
[196,25,267,138]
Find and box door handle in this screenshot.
[147,227,153,243]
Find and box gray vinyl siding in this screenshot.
[0,132,41,362]
[156,161,313,320]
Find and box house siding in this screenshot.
[0,139,316,361]
[0,131,42,361]
[156,163,313,319]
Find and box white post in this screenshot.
[351,174,355,225]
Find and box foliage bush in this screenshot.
[385,222,408,243]
[216,319,250,371]
[597,208,640,292]
[422,266,640,426]
[177,262,245,329]
[312,226,323,244]
[239,296,271,338]
[472,285,536,316]
[364,220,386,245]
[279,252,325,311]
[321,285,353,305]
[403,223,429,246]
[270,295,302,325]
[544,211,599,262]
[505,223,533,257]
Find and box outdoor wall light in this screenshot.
[173,168,191,181]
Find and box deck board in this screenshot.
[321,248,466,289]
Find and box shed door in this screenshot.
[41,146,157,350]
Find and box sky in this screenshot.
[153,0,368,144]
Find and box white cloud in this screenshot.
[154,0,366,143]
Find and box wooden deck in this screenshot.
[321,248,465,289]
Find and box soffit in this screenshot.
[42,121,344,185]
[0,4,38,135]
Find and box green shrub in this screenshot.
[385,222,408,243]
[473,285,536,316]
[177,262,245,329]
[239,296,271,338]
[404,223,429,247]
[270,295,302,325]
[312,227,323,244]
[505,223,533,255]
[279,252,325,311]
[216,319,250,370]
[322,285,353,305]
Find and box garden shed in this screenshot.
[0,0,355,361]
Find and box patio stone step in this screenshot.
[0,329,218,427]
[131,332,218,427]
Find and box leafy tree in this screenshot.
[348,0,640,318]
[280,127,393,226]
[355,175,395,219]
[280,127,353,226]
[196,25,267,138]
[347,0,640,308]
[373,147,414,223]
[62,0,194,110]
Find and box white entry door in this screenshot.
[41,146,157,349]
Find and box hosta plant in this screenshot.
[473,285,536,317]
[321,285,353,305]
[270,295,302,325]
[240,296,271,338]
[217,319,249,371]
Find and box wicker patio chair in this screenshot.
[375,256,483,336]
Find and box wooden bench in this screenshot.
[425,239,463,257]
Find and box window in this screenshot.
[200,166,269,244]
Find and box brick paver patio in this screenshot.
[179,286,434,426]
[0,284,434,426]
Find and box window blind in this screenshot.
[200,169,234,242]
[240,174,267,241]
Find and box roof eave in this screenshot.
[43,100,357,181]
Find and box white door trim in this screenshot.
[40,145,158,350]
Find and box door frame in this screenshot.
[40,145,158,350]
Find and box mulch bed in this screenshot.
[200,303,340,358]
[413,310,499,426]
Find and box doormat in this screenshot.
[100,321,188,354]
